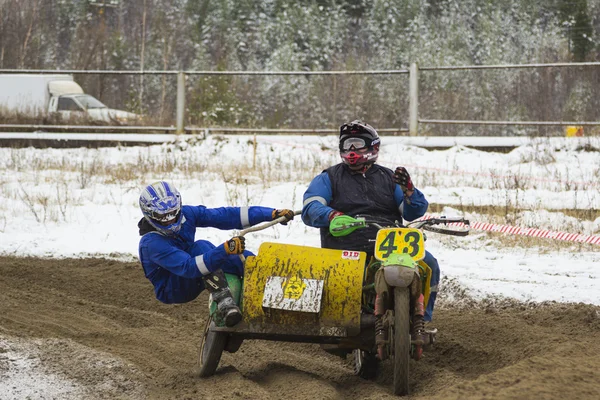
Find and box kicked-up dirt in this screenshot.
[0,256,599,399]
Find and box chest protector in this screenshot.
[320,164,403,254]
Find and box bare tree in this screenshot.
[139,0,147,110]
[0,2,4,68]
[19,0,40,68]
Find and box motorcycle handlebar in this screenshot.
[408,217,470,236]
[408,216,470,229]
[239,209,302,236]
[237,209,302,263]
[330,215,470,237]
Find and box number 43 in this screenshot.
[378,231,421,258]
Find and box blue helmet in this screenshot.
[139,181,183,235]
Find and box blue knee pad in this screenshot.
[220,250,254,276]
[422,250,440,322]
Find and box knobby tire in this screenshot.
[393,287,411,395]
[198,317,227,377]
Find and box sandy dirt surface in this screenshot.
[0,256,599,400]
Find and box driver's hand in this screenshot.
[328,210,344,223]
[224,236,245,255]
[393,167,415,194]
[272,209,295,225]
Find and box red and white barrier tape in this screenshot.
[422,216,600,245]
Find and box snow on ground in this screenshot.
[0,134,598,305]
[0,336,145,399]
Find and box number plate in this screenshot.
[262,276,324,313]
[374,228,425,262]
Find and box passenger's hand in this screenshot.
[272,209,295,225]
[393,167,414,194]
[224,236,246,255]
[328,210,344,222]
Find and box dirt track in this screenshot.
[0,256,599,399]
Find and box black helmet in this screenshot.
[339,120,380,169]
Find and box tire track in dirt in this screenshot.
[0,256,599,399]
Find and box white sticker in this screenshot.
[262,276,324,313]
[341,250,361,260]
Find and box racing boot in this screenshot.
[411,294,427,346]
[413,322,437,347]
[203,270,242,327]
[411,294,435,360]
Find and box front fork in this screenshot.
[374,292,387,360]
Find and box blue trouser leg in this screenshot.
[156,241,254,304]
[220,250,254,276]
[422,250,440,322]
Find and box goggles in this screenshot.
[340,135,379,151]
[341,137,367,151]
[151,210,180,224]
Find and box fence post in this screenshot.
[176,71,186,134]
[409,62,419,136]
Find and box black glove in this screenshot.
[224,236,245,255]
[272,209,295,225]
[393,167,415,193]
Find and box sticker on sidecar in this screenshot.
[341,250,361,260]
[262,276,324,313]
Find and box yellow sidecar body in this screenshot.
[239,242,367,338]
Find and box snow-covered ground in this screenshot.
[1,134,598,305]
[0,336,144,399]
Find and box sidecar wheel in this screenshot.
[393,287,411,396]
[351,349,378,380]
[198,318,227,377]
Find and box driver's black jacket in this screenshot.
[302,163,429,254]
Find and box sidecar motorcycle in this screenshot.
[198,215,469,396]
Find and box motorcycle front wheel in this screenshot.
[393,287,411,395]
[198,317,227,377]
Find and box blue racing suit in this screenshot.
[302,163,440,322]
[138,205,275,304]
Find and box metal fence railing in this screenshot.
[3,62,600,136]
[417,61,600,136]
[0,68,410,135]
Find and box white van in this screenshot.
[0,74,139,124]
